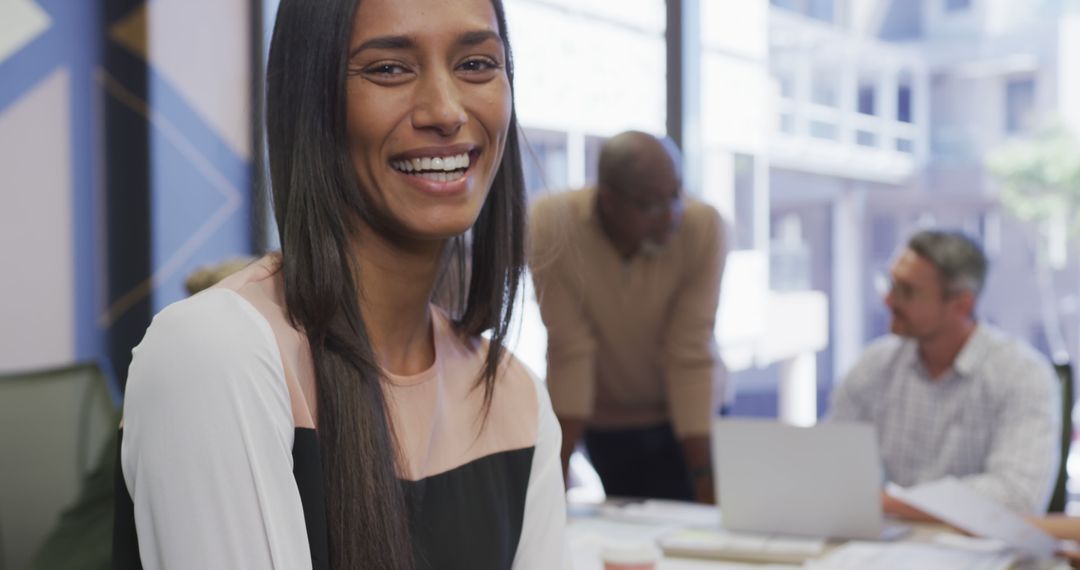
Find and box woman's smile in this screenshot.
[388,145,482,196]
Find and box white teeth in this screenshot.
[390,150,470,174]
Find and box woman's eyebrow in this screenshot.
[458,30,502,47]
[350,35,415,58]
[349,29,502,59]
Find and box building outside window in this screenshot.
[897,83,913,123]
[1005,77,1036,134]
[771,0,837,24]
[945,0,972,12]
[733,154,757,251]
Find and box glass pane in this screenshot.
[810,121,838,140]
[734,154,756,250]
[808,0,835,23]
[858,85,876,115]
[520,128,568,198]
[1005,78,1036,133]
[812,71,839,107]
[584,135,607,187]
[897,84,912,123]
[779,113,796,134]
[945,0,971,12]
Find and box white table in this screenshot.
[566,500,1071,570]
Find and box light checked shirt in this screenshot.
[830,323,1061,513]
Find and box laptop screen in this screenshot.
[712,418,885,540]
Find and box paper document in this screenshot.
[599,499,720,527]
[659,528,825,565]
[887,477,1058,559]
[805,542,1015,570]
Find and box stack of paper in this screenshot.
[887,477,1058,560]
[805,542,1015,570]
[599,499,720,527]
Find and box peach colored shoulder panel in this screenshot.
[214,256,318,429]
[384,309,539,481]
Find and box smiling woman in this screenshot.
[111,1,566,569]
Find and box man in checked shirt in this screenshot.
[830,229,1060,520]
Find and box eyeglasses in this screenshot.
[621,193,683,218]
[874,274,919,302]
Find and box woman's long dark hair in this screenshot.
[265,1,524,568]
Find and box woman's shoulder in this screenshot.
[148,285,267,338]
[125,288,289,421]
[132,289,280,378]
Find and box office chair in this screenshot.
[1048,361,1074,513]
[0,362,118,570]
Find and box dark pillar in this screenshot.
[666,0,702,195]
[103,0,152,389]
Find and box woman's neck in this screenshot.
[351,223,446,376]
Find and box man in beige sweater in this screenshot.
[528,131,727,503]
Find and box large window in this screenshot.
[520,128,568,198]
[505,0,666,142]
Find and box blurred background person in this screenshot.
[831,230,1060,520]
[529,131,728,504]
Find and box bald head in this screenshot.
[594,131,685,257]
[597,131,682,195]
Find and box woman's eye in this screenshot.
[458,57,499,74]
[364,63,410,76]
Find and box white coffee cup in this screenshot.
[601,542,660,570]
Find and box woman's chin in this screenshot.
[398,217,478,242]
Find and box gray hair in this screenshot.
[907,230,988,297]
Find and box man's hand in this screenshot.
[1058,549,1080,569]
[881,491,941,523]
[557,417,588,486]
[681,435,715,504]
[1027,514,1080,541]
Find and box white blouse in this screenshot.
[118,258,567,569]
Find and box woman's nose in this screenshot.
[411,71,467,136]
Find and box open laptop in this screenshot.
[712,418,908,541]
